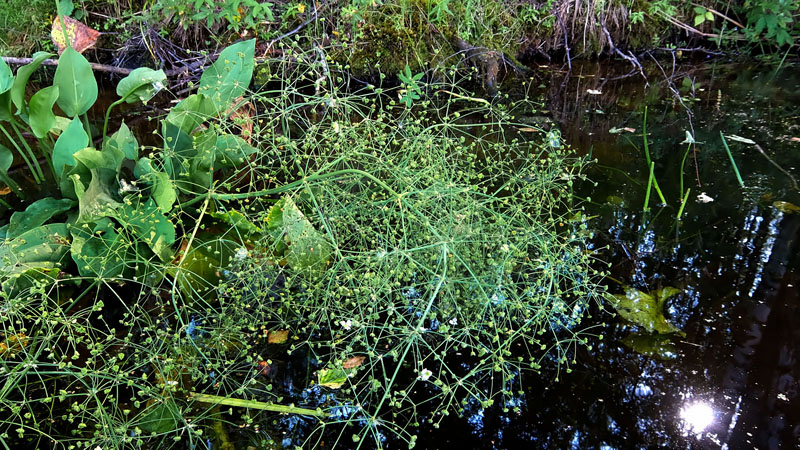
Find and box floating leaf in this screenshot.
[267,330,289,344]
[116,67,166,104]
[342,356,366,369]
[51,15,100,54]
[0,223,71,289]
[54,46,98,117]
[0,333,29,358]
[6,197,74,238]
[318,367,350,389]
[198,39,255,113]
[724,134,756,145]
[605,286,682,334]
[621,332,679,360]
[773,201,800,214]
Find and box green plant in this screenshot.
[152,0,275,32]
[397,63,424,107]
[745,0,797,46]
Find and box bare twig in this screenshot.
[753,143,800,192]
[599,20,648,86]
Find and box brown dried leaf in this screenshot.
[267,330,289,344]
[51,16,100,54]
[227,97,256,144]
[0,186,11,195]
[342,356,366,369]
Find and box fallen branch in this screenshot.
[2,54,214,77]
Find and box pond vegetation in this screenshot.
[1,0,799,449]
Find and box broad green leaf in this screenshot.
[70,218,127,278]
[170,233,238,298]
[318,368,349,389]
[165,93,216,135]
[137,399,180,434]
[266,196,331,275]
[113,198,175,261]
[209,209,261,236]
[29,86,60,138]
[58,0,74,16]
[0,58,12,94]
[0,223,70,282]
[0,144,13,180]
[0,91,13,122]
[10,52,54,114]
[54,47,98,117]
[76,168,120,222]
[621,332,678,360]
[73,143,124,174]
[213,134,256,168]
[135,165,176,214]
[605,286,683,334]
[2,267,61,298]
[6,197,74,238]
[105,122,138,160]
[50,116,72,135]
[116,67,166,104]
[53,117,89,180]
[198,39,255,113]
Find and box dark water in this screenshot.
[412,59,800,449]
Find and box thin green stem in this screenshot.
[0,123,41,184]
[644,161,654,213]
[720,132,744,188]
[677,188,691,221]
[179,168,400,209]
[103,97,127,143]
[679,142,692,198]
[188,392,328,417]
[9,120,45,182]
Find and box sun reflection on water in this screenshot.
[680,402,715,434]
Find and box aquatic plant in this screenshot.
[0,36,608,449]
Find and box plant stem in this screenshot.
[720,132,744,188]
[103,97,127,143]
[679,142,692,198]
[188,392,328,417]
[179,168,400,208]
[9,120,46,182]
[644,161,654,212]
[677,188,691,221]
[0,123,42,184]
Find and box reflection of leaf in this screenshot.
[621,332,678,360]
[773,201,800,214]
[51,16,100,54]
[267,330,289,344]
[606,286,683,334]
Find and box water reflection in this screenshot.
[408,59,800,450]
[680,401,715,434]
